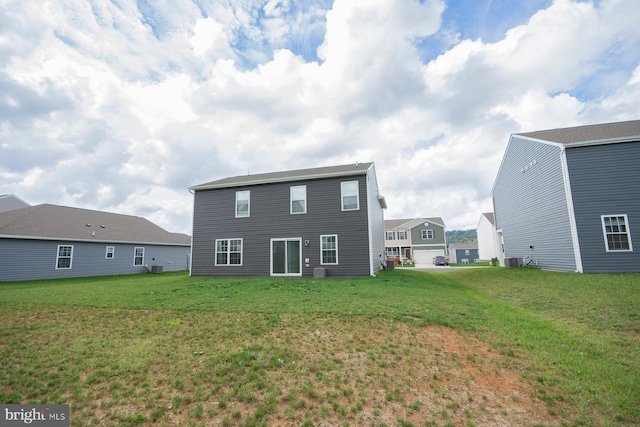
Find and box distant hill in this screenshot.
[446,229,477,245]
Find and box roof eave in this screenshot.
[189,169,370,191]
[0,234,191,246]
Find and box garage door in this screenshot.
[414,249,444,264]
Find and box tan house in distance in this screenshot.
[384,218,447,264]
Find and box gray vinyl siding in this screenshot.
[366,167,386,274]
[191,175,374,277]
[493,137,577,271]
[566,141,640,272]
[0,238,190,282]
[410,223,446,249]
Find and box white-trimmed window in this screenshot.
[601,215,633,252]
[290,185,307,214]
[397,231,407,240]
[465,249,470,256]
[134,247,144,266]
[386,247,399,256]
[235,190,250,218]
[321,235,338,265]
[421,229,434,239]
[56,245,73,269]
[105,246,115,259]
[216,238,243,265]
[386,231,395,240]
[341,181,359,211]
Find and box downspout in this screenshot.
[560,147,584,273]
[188,187,195,276]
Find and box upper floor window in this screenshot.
[290,185,307,214]
[105,246,115,259]
[465,249,470,256]
[134,247,144,266]
[397,231,407,240]
[56,245,73,269]
[601,215,633,252]
[421,229,434,239]
[236,190,250,218]
[386,231,395,240]
[341,181,359,211]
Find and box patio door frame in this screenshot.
[270,238,302,276]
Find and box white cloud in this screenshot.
[1,0,639,235]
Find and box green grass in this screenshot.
[1,269,639,426]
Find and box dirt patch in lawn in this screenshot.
[195,316,563,427]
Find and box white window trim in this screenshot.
[105,246,115,259]
[290,185,307,214]
[601,214,633,252]
[235,190,250,218]
[134,247,145,266]
[341,181,360,211]
[385,231,395,240]
[56,245,73,270]
[320,234,339,265]
[215,238,244,266]
[421,229,434,239]
[397,231,407,240]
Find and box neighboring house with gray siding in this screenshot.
[449,243,479,264]
[0,204,191,282]
[384,218,447,264]
[189,162,387,277]
[492,120,640,272]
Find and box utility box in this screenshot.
[505,258,520,268]
[151,265,163,273]
[313,267,326,278]
[386,260,395,270]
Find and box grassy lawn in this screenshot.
[1,269,638,427]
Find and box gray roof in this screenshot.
[385,217,446,229]
[515,119,640,146]
[449,242,478,250]
[0,204,191,245]
[190,162,374,190]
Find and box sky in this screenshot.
[1,0,639,235]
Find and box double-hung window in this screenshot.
[235,190,250,218]
[134,247,144,266]
[216,239,243,265]
[421,229,434,239]
[397,231,407,240]
[321,235,338,265]
[290,185,307,214]
[341,181,359,211]
[386,231,395,240]
[601,215,633,252]
[105,246,115,259]
[56,245,73,269]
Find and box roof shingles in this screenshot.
[0,204,190,245]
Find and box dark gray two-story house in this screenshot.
[492,120,640,273]
[189,162,387,277]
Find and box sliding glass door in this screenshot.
[271,238,302,276]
